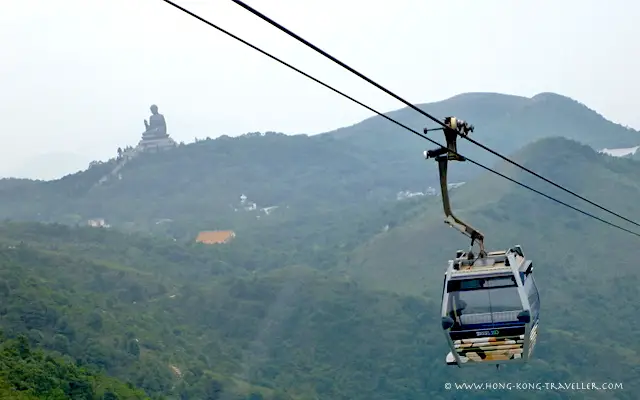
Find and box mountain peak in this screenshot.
[444,92,529,102]
[530,91,568,100]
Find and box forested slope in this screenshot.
[0,213,636,399]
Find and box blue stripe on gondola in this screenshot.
[460,321,524,330]
[449,325,526,340]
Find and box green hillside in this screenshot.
[344,137,640,293]
[0,223,440,400]
[1,92,637,243]
[1,215,635,399]
[0,133,414,227]
[0,92,638,399]
[0,335,148,399]
[331,92,640,151]
[330,92,640,182]
[342,137,640,397]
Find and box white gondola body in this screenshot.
[441,245,540,367]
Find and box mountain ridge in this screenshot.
[343,136,640,294]
[0,91,638,250]
[330,91,639,160]
[5,91,637,184]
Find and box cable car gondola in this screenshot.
[423,117,540,368]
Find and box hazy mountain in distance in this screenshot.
[1,91,638,233]
[3,151,91,180]
[329,92,640,182]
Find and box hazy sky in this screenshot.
[1,0,638,179]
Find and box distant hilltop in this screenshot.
[0,91,638,235]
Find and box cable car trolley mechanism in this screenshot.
[423,117,540,368]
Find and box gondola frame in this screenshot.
[440,246,539,367]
